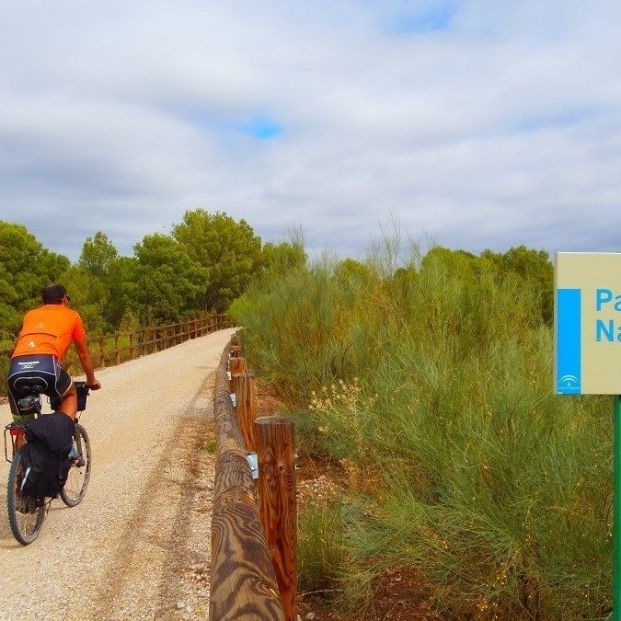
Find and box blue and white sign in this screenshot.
[555,253,621,395]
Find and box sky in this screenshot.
[1,0,620,261]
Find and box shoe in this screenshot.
[68,446,79,460]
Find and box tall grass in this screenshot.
[230,249,611,619]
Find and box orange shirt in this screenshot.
[12,305,86,360]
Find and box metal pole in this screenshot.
[615,395,621,621]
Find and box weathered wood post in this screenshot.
[255,416,297,621]
[231,372,257,451]
[230,356,247,375]
[98,336,105,368]
[129,331,135,359]
[114,334,120,364]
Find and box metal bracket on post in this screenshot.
[231,393,237,407]
[227,371,232,381]
[246,452,259,479]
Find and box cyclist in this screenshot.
[7,284,101,430]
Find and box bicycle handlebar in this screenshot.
[75,381,97,391]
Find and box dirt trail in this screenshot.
[0,328,235,620]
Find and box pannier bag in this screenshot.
[19,412,74,500]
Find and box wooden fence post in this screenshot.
[231,372,257,451]
[255,416,297,621]
[129,332,135,359]
[230,356,247,376]
[98,336,105,368]
[114,334,120,364]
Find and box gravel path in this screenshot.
[0,328,235,620]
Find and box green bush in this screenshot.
[231,246,611,619]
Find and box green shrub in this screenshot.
[232,245,610,619]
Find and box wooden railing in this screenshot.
[0,314,231,394]
[210,338,284,620]
[210,334,297,621]
[86,314,230,369]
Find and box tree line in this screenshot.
[0,209,306,343]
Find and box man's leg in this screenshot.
[54,361,77,420]
[58,383,78,420]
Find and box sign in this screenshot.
[555,252,621,395]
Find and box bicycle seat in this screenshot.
[13,379,47,415]
[14,381,47,398]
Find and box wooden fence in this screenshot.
[0,314,231,394]
[86,314,230,369]
[210,334,297,621]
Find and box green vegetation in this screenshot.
[1,212,609,617]
[0,211,305,339]
[172,209,264,313]
[298,503,348,595]
[0,212,305,395]
[231,244,611,620]
[0,222,70,334]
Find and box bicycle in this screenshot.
[4,381,93,545]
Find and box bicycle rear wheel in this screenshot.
[7,448,46,545]
[60,423,91,507]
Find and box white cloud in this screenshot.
[0,0,620,260]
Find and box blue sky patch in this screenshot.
[240,117,282,140]
[512,110,594,133]
[183,110,282,141]
[390,2,458,34]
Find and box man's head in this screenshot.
[42,284,69,305]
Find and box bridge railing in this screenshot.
[210,337,284,620]
[0,314,231,396]
[210,334,297,621]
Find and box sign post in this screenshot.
[555,252,621,619]
[612,395,621,621]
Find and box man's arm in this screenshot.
[74,336,101,389]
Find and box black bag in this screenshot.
[19,441,70,500]
[19,413,74,499]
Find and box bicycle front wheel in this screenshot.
[7,448,46,545]
[61,423,91,507]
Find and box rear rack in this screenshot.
[4,423,26,463]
